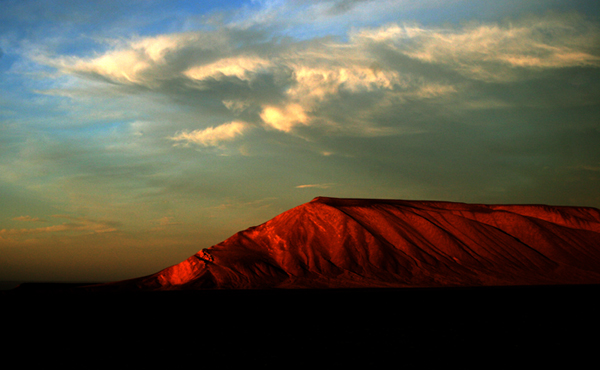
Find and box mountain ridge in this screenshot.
[85,197,600,291]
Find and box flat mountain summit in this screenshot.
[90,197,600,290]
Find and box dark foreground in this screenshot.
[3,284,599,366]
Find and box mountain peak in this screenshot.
[88,198,600,291]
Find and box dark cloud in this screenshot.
[325,0,375,15]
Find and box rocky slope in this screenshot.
[89,197,600,290]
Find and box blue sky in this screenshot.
[1,0,600,283]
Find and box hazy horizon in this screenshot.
[1,0,599,283]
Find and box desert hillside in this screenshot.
[88,197,600,290]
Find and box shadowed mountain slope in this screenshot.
[90,197,600,290]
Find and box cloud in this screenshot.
[295,183,335,189]
[324,0,375,16]
[260,104,309,132]
[575,164,600,172]
[149,216,183,231]
[229,0,454,36]
[57,32,227,87]
[41,23,455,139]
[184,56,273,82]
[156,216,182,226]
[284,62,404,104]
[12,216,47,222]
[354,14,600,82]
[0,215,119,236]
[32,11,600,151]
[170,120,250,146]
[211,197,277,210]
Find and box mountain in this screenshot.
[89,197,600,290]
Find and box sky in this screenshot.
[1,0,599,284]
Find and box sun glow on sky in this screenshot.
[1,0,599,283]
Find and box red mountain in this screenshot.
[92,197,600,290]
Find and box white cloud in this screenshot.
[37,12,600,146]
[295,183,335,189]
[184,56,273,81]
[260,103,309,132]
[353,23,427,43]
[355,15,600,82]
[286,64,404,101]
[170,120,250,146]
[59,32,221,87]
[30,23,449,140]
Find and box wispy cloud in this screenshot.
[4,3,600,222]
[156,216,182,226]
[45,25,453,138]
[170,120,251,146]
[149,216,183,231]
[295,183,335,189]
[575,164,600,172]
[260,104,309,132]
[0,215,119,236]
[212,197,277,210]
[184,56,273,82]
[355,14,600,82]
[12,216,47,222]
[38,11,599,150]
[57,32,211,87]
